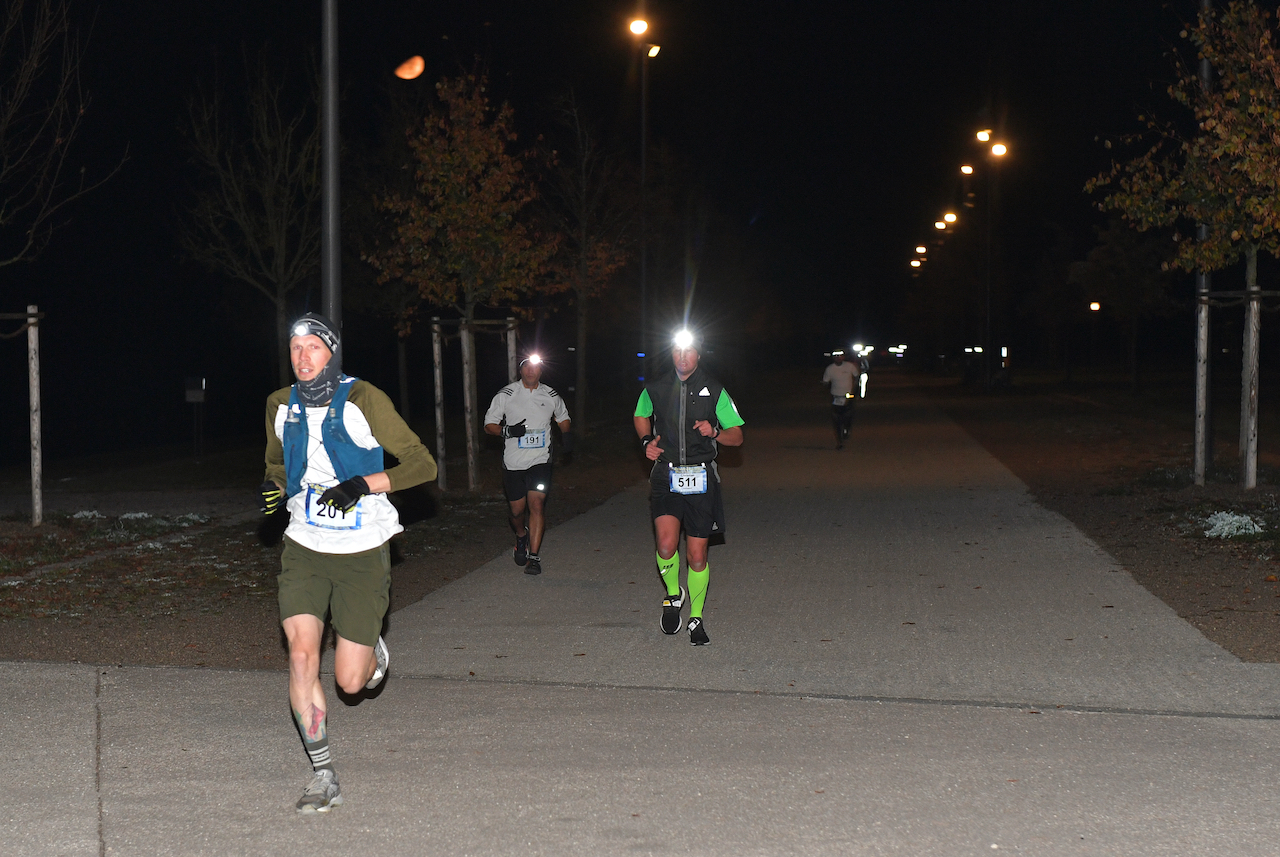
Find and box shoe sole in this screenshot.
[297,795,343,814]
[660,587,686,635]
[365,638,388,690]
[525,564,541,575]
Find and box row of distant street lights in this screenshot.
[908,130,1008,271]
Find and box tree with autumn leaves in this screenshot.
[365,73,561,490]
[1089,0,1280,487]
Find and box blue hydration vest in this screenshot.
[283,376,384,498]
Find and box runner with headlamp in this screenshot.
[484,353,572,575]
[260,312,437,813]
[633,329,744,645]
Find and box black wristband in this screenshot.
[641,434,654,449]
[713,426,721,439]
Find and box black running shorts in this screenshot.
[648,461,725,539]
[502,462,553,502]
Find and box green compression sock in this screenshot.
[657,551,681,596]
[689,563,709,618]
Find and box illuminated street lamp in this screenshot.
[976,129,992,142]
[1089,302,1101,311]
[629,18,660,379]
[961,164,974,175]
[910,260,922,268]
[943,212,957,224]
[915,245,927,254]
[991,143,1008,157]
[934,220,946,230]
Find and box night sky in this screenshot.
[0,1,1191,466]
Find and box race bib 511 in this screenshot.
[669,464,708,495]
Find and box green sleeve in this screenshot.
[263,387,290,487]
[715,389,744,428]
[352,382,438,491]
[634,388,654,418]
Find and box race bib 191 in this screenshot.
[669,464,708,495]
[517,428,547,449]
[304,485,363,530]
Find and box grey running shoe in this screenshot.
[295,769,343,814]
[525,553,542,575]
[366,636,389,690]
[688,616,709,646]
[514,533,529,566]
[661,586,686,635]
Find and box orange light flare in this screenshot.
[395,56,425,80]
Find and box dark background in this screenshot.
[0,2,1221,467]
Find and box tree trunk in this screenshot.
[574,285,589,437]
[431,318,447,492]
[1129,316,1140,396]
[276,297,291,388]
[461,319,479,492]
[1240,244,1260,490]
[397,335,411,425]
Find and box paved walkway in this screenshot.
[6,374,1280,856]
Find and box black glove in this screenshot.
[502,419,527,439]
[318,475,371,513]
[259,481,284,515]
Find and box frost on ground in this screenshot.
[1203,511,1264,539]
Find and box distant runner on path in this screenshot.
[634,328,744,646]
[259,313,436,813]
[484,352,572,576]
[821,350,861,449]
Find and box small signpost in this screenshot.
[2,306,44,526]
[185,376,206,461]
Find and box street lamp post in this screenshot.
[977,132,1007,388]
[630,19,659,380]
[322,0,341,328]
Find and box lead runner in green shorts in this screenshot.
[633,328,745,646]
[259,313,436,814]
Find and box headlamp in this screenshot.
[520,353,542,367]
[673,329,697,350]
[289,314,339,353]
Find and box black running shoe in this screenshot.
[660,586,686,635]
[513,533,529,567]
[525,553,542,575]
[688,616,709,646]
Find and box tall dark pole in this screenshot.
[322,0,341,329]
[1194,0,1214,484]
[639,47,649,380]
[984,167,992,388]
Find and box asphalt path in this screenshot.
[6,372,1280,856]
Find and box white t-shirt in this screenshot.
[822,361,860,405]
[484,381,570,471]
[272,402,402,554]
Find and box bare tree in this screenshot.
[0,0,121,270]
[182,54,321,386]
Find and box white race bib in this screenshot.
[669,464,708,495]
[517,428,547,449]
[304,485,363,530]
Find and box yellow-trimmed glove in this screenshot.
[259,481,284,515]
[318,475,371,513]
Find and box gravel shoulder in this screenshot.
[0,419,647,670]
